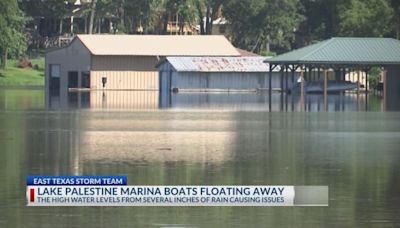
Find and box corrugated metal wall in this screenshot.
[171,72,293,90]
[90,56,159,90]
[91,71,158,90]
[158,61,300,92]
[89,91,159,109]
[91,56,158,71]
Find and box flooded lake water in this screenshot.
[1,89,400,227]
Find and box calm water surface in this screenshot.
[1,89,400,227]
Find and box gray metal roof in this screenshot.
[164,57,280,72]
[266,37,400,65]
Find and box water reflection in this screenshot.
[0,89,44,110]
[45,89,398,112]
[82,130,236,164]
[1,89,400,227]
[47,90,159,110]
[2,108,400,227]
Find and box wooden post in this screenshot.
[356,69,360,110]
[300,68,305,110]
[365,70,369,111]
[269,64,272,112]
[280,66,284,111]
[304,68,307,83]
[357,69,360,94]
[280,66,284,92]
[291,67,295,85]
[285,67,288,93]
[285,67,289,111]
[324,69,328,111]
[269,64,272,94]
[383,69,387,111]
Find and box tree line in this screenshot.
[1,0,400,69]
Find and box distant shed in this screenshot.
[157,57,297,95]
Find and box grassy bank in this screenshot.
[0,58,44,86]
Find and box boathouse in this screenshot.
[45,35,240,96]
[265,37,400,111]
[157,56,298,94]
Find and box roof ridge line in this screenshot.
[332,37,393,39]
[299,38,335,61]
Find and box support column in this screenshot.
[304,68,307,83]
[300,68,305,111]
[342,67,346,96]
[291,67,295,85]
[356,69,360,111]
[285,67,289,111]
[342,67,346,81]
[365,70,369,111]
[357,69,360,94]
[291,65,295,111]
[280,66,284,92]
[383,69,387,111]
[324,69,328,111]
[269,64,272,112]
[280,66,284,111]
[285,67,289,93]
[269,64,272,93]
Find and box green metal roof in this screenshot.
[266,37,400,65]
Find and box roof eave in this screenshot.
[265,60,400,66]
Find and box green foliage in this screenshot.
[260,50,276,57]
[124,0,163,33]
[13,0,400,55]
[390,0,400,38]
[338,0,394,37]
[0,0,26,68]
[368,67,381,89]
[298,0,346,42]
[223,0,304,54]
[298,0,398,46]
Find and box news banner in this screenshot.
[26,176,328,206]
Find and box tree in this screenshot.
[88,0,98,34]
[196,0,225,35]
[338,0,394,37]
[161,0,199,34]
[223,0,304,54]
[390,0,400,39]
[0,0,26,69]
[297,0,347,45]
[19,0,74,36]
[119,0,162,34]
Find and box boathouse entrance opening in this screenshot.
[265,37,400,111]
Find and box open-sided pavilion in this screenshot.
[264,37,400,110]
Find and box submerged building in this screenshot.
[45,35,239,93]
[157,56,292,91]
[265,37,400,111]
[45,34,240,108]
[157,56,300,106]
